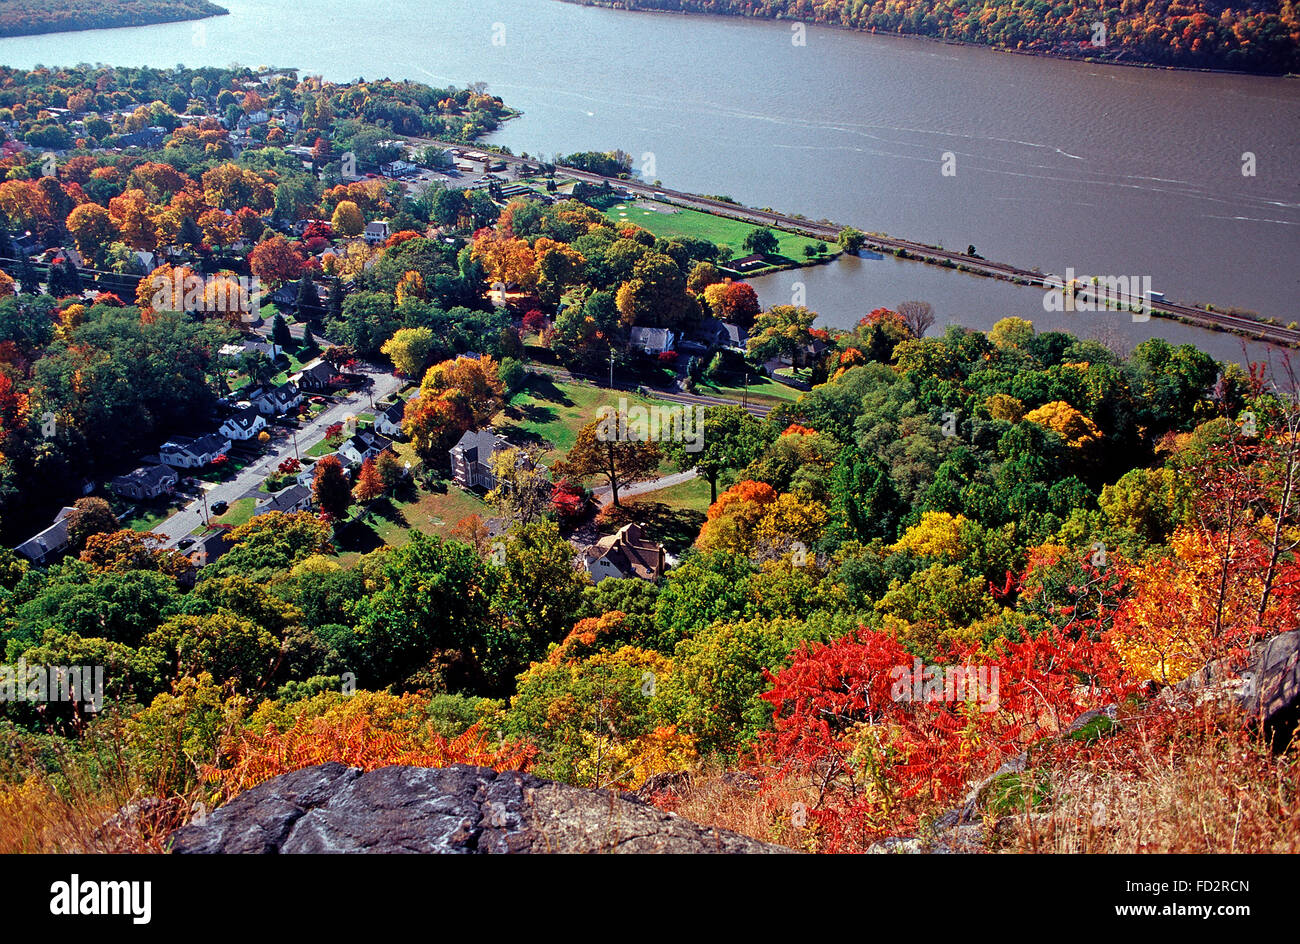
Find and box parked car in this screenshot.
[210,500,229,515]
[177,537,194,549]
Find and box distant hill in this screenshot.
[560,0,1300,75]
[0,0,227,37]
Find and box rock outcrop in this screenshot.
[168,763,790,854]
[1175,628,1300,745]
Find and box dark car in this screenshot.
[177,537,194,549]
[210,500,229,515]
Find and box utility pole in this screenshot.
[200,487,210,527]
[743,368,749,410]
[608,350,615,390]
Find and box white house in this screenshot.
[629,327,676,356]
[339,429,393,466]
[160,433,232,469]
[374,400,407,438]
[248,381,303,417]
[363,220,391,245]
[219,406,268,441]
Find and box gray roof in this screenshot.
[162,433,230,456]
[15,507,76,561]
[451,427,505,463]
[630,326,675,349]
[224,405,264,431]
[112,465,177,491]
[256,484,312,515]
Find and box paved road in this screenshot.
[153,365,404,546]
[592,470,699,508]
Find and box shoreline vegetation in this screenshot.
[0,0,227,38]
[445,139,1299,347]
[556,0,1300,77]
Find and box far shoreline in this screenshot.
[0,3,228,40]
[553,1,1300,80]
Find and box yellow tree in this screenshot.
[1023,400,1102,448]
[380,326,437,378]
[331,199,364,237]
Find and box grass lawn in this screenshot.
[120,498,188,533]
[207,496,256,529]
[605,476,712,554]
[336,482,490,553]
[699,373,804,408]
[495,374,666,465]
[774,366,814,383]
[602,201,836,271]
[307,438,342,458]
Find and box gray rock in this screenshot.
[168,763,791,854]
[1176,628,1300,743]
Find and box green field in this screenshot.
[603,201,836,271]
[698,373,804,409]
[496,375,668,465]
[611,476,712,554]
[349,483,490,549]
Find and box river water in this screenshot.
[1,0,1295,362]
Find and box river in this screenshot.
[1,0,1295,362]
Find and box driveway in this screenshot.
[153,365,405,546]
[591,469,699,508]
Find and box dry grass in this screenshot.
[994,704,1300,854]
[0,767,188,853]
[644,761,816,852]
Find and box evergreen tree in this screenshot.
[271,312,292,349]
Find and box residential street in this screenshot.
[153,365,405,546]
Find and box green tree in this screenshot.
[742,227,779,257]
[661,405,770,504]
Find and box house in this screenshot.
[727,253,768,274]
[374,400,408,438]
[118,126,166,149]
[188,529,234,568]
[295,361,336,392]
[160,433,232,469]
[219,406,269,441]
[363,220,391,245]
[255,484,313,516]
[111,465,178,501]
[339,429,393,466]
[381,159,421,179]
[448,428,545,491]
[449,428,508,490]
[582,522,667,583]
[629,326,676,356]
[695,318,748,352]
[14,506,77,565]
[248,381,303,417]
[219,338,285,363]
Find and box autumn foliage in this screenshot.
[207,692,535,801]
